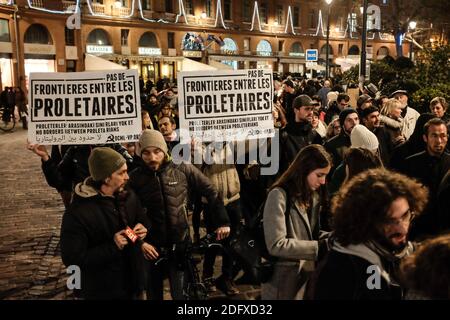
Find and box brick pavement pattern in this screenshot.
[0,129,261,300]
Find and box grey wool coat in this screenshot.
[262,187,320,300]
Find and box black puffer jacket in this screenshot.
[60,180,149,299]
[129,161,230,247]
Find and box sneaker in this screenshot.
[215,275,240,296]
[203,277,217,293]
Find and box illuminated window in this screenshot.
[276,5,283,25]
[0,19,10,42]
[256,40,272,56]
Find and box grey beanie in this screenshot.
[350,124,379,152]
[139,129,168,156]
[88,147,126,182]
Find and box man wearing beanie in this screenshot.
[324,108,359,172]
[279,94,323,174]
[60,147,151,299]
[128,129,230,300]
[361,106,395,165]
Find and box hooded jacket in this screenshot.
[308,238,414,300]
[60,179,149,299]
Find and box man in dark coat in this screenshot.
[437,170,450,234]
[129,129,230,300]
[60,147,150,299]
[279,94,322,174]
[360,106,395,166]
[307,169,428,300]
[399,118,450,239]
[324,108,359,172]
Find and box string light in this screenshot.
[137,0,169,23]
[314,9,326,37]
[214,0,228,29]
[284,6,295,35]
[250,1,262,32]
[175,0,189,24]
[26,0,80,14]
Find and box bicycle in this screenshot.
[0,105,16,132]
[153,233,224,300]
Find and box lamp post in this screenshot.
[409,21,417,60]
[359,0,368,86]
[325,0,333,79]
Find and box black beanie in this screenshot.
[88,147,126,182]
[339,108,358,127]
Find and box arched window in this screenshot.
[139,32,158,47]
[256,40,272,56]
[320,44,333,55]
[24,24,52,44]
[377,46,389,58]
[221,38,238,69]
[221,38,238,53]
[87,29,111,45]
[348,45,360,55]
[290,42,304,56]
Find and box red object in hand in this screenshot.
[124,226,138,243]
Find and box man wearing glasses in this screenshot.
[400,118,450,240]
[307,168,428,300]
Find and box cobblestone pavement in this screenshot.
[0,129,261,300]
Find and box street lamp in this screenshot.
[359,0,368,86]
[409,21,416,60]
[325,0,333,79]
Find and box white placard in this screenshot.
[177,69,274,142]
[28,69,142,145]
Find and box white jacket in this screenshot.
[401,107,420,140]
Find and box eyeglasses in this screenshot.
[384,209,415,227]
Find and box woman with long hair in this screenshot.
[262,144,332,300]
[380,98,406,146]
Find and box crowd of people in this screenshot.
[27,75,449,300]
[1,86,28,129]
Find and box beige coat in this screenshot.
[201,143,240,206]
[262,187,320,300]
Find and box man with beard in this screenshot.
[324,108,359,172]
[158,116,179,153]
[400,118,450,239]
[129,130,230,300]
[307,168,428,300]
[361,106,395,166]
[279,94,323,174]
[60,148,150,299]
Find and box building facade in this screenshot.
[0,0,415,90]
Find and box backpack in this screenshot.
[229,188,291,284]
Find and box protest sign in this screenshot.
[28,69,142,145]
[177,69,274,142]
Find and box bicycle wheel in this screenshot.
[186,282,208,300]
[0,109,15,132]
